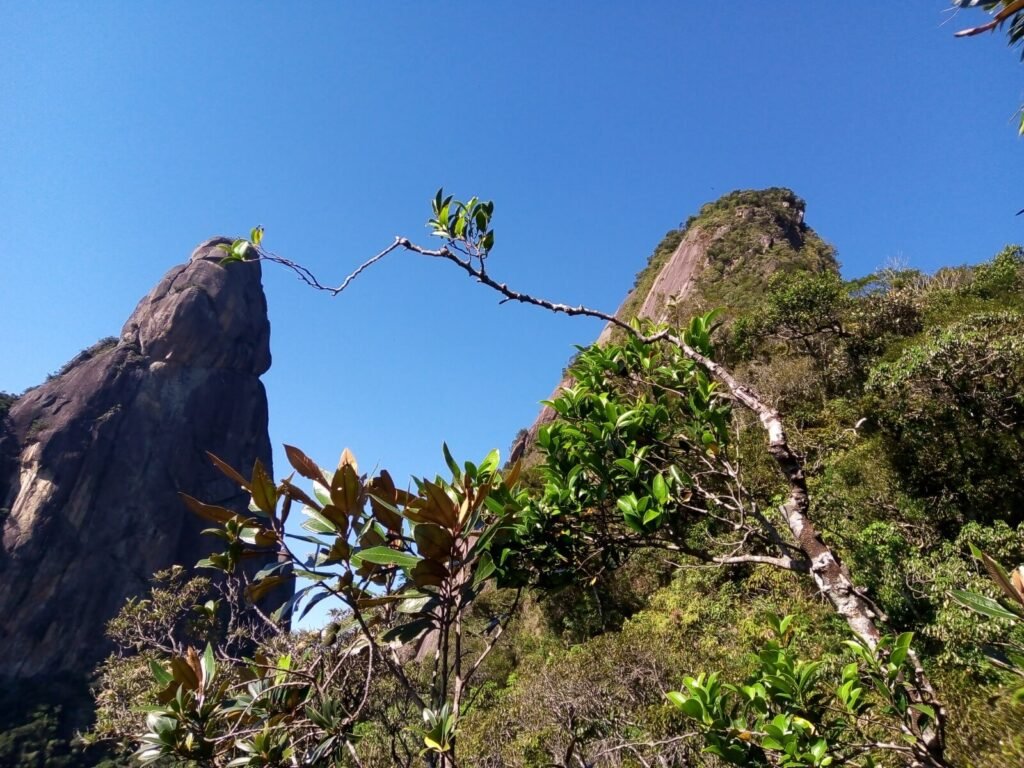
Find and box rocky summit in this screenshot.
[0,238,276,678]
[512,188,835,461]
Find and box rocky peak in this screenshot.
[512,188,836,461]
[0,240,279,679]
[121,237,271,373]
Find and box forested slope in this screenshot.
[454,190,1024,767]
[86,190,1024,768]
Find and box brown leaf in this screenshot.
[206,452,251,491]
[320,538,350,565]
[246,575,287,604]
[369,496,404,532]
[180,493,238,525]
[406,481,457,529]
[284,444,325,484]
[331,464,363,514]
[281,479,320,511]
[185,647,203,687]
[359,528,386,549]
[318,505,350,537]
[338,447,359,474]
[411,558,449,588]
[503,458,523,489]
[1012,566,1024,603]
[170,655,198,691]
[415,524,454,562]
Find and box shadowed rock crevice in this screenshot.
[0,238,279,679]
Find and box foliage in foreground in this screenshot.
[87,191,1024,767]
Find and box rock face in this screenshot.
[512,188,836,462]
[0,238,276,679]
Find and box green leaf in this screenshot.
[665,691,688,709]
[201,643,216,683]
[890,631,914,667]
[230,238,250,260]
[149,660,173,686]
[301,507,338,534]
[478,448,500,476]
[472,551,497,588]
[442,443,461,479]
[250,459,276,516]
[779,614,794,636]
[250,225,264,246]
[293,569,333,582]
[396,594,432,614]
[652,473,669,504]
[952,589,1021,622]
[612,458,637,475]
[910,703,935,720]
[356,546,421,569]
[238,525,278,547]
[676,696,705,721]
[381,616,433,645]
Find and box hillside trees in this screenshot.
[102,189,1024,766]
[200,192,952,766]
[122,445,525,767]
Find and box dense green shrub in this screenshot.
[867,312,1024,527]
[0,391,16,419]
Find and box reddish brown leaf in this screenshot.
[206,451,251,491]
[284,444,325,484]
[180,493,238,524]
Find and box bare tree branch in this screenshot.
[245,234,948,765]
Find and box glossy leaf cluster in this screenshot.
[668,616,932,767]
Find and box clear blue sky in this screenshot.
[1,4,1020,602]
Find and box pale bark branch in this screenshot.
[248,236,948,766]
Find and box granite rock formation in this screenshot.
[0,238,276,678]
[511,188,836,462]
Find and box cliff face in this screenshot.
[513,188,836,460]
[0,238,275,679]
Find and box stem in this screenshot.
[249,235,948,765]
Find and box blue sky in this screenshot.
[1,4,1020,594]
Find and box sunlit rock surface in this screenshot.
[0,238,276,677]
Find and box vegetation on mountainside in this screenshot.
[0,678,131,768]
[617,189,838,336]
[81,188,1024,768]
[0,391,17,420]
[687,190,837,317]
[8,8,1024,767]
[618,227,685,324]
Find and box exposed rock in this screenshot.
[0,238,279,678]
[515,189,836,459]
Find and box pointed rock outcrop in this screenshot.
[0,238,276,678]
[512,188,837,462]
